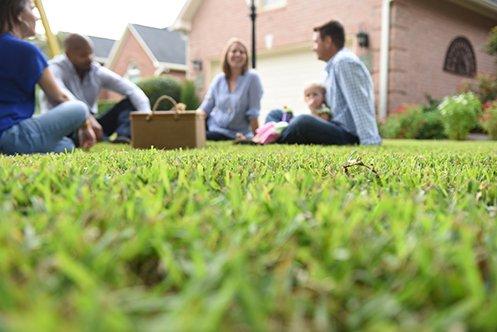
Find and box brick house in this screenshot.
[174,0,497,119]
[106,24,187,82]
[103,24,187,101]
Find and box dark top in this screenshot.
[0,33,48,135]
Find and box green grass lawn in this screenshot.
[1,140,497,331]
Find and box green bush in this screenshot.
[416,110,446,139]
[417,98,446,139]
[438,92,481,140]
[459,75,497,103]
[380,104,446,139]
[380,106,423,139]
[180,80,201,110]
[481,101,497,139]
[137,76,181,111]
[486,26,497,56]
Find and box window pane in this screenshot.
[263,0,285,7]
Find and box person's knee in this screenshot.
[53,138,76,153]
[267,109,283,117]
[290,114,315,129]
[265,109,283,123]
[65,100,89,125]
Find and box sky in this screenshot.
[39,0,188,40]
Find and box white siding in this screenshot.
[210,49,326,122]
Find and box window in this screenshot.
[260,0,286,10]
[443,37,477,78]
[125,63,141,83]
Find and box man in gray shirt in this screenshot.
[42,34,151,143]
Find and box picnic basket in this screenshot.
[130,95,206,150]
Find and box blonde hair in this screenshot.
[303,82,326,96]
[222,38,249,79]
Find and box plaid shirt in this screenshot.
[325,49,382,145]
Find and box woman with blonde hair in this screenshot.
[0,0,96,155]
[198,38,263,141]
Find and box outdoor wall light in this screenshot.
[357,31,370,48]
[192,59,203,71]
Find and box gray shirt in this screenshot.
[41,55,150,114]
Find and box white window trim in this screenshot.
[259,0,287,12]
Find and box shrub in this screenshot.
[486,26,497,56]
[137,76,182,111]
[417,97,446,139]
[481,101,497,140]
[438,92,481,140]
[379,105,424,139]
[180,80,200,110]
[459,75,497,103]
[379,115,401,139]
[380,103,446,139]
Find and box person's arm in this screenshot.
[99,67,151,112]
[335,60,382,145]
[250,118,259,134]
[198,76,219,117]
[246,73,263,134]
[37,68,69,105]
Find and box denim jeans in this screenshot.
[97,98,137,139]
[0,101,88,155]
[206,131,232,141]
[278,114,359,145]
[265,109,294,124]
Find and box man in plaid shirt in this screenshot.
[279,20,382,146]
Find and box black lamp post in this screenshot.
[249,0,257,68]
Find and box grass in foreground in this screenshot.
[1,140,497,331]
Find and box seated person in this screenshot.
[304,83,332,122]
[0,0,95,155]
[41,34,151,144]
[237,83,333,145]
[198,38,263,141]
[265,82,332,124]
[279,20,382,146]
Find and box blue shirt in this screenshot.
[0,33,48,135]
[325,49,381,145]
[200,69,263,138]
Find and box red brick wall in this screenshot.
[103,30,158,101]
[189,0,383,95]
[389,0,497,112]
[109,30,157,79]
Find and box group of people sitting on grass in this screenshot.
[0,0,381,156]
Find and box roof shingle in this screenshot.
[131,24,186,65]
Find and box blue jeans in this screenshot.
[278,114,359,145]
[265,109,294,123]
[0,101,88,155]
[97,98,136,139]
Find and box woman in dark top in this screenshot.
[0,0,96,155]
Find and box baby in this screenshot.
[235,83,332,144]
[304,83,332,122]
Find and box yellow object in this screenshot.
[34,0,60,58]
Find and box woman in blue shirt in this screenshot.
[0,0,96,155]
[199,38,263,140]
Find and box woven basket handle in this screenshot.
[148,95,180,121]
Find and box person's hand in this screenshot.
[78,126,97,150]
[88,116,104,141]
